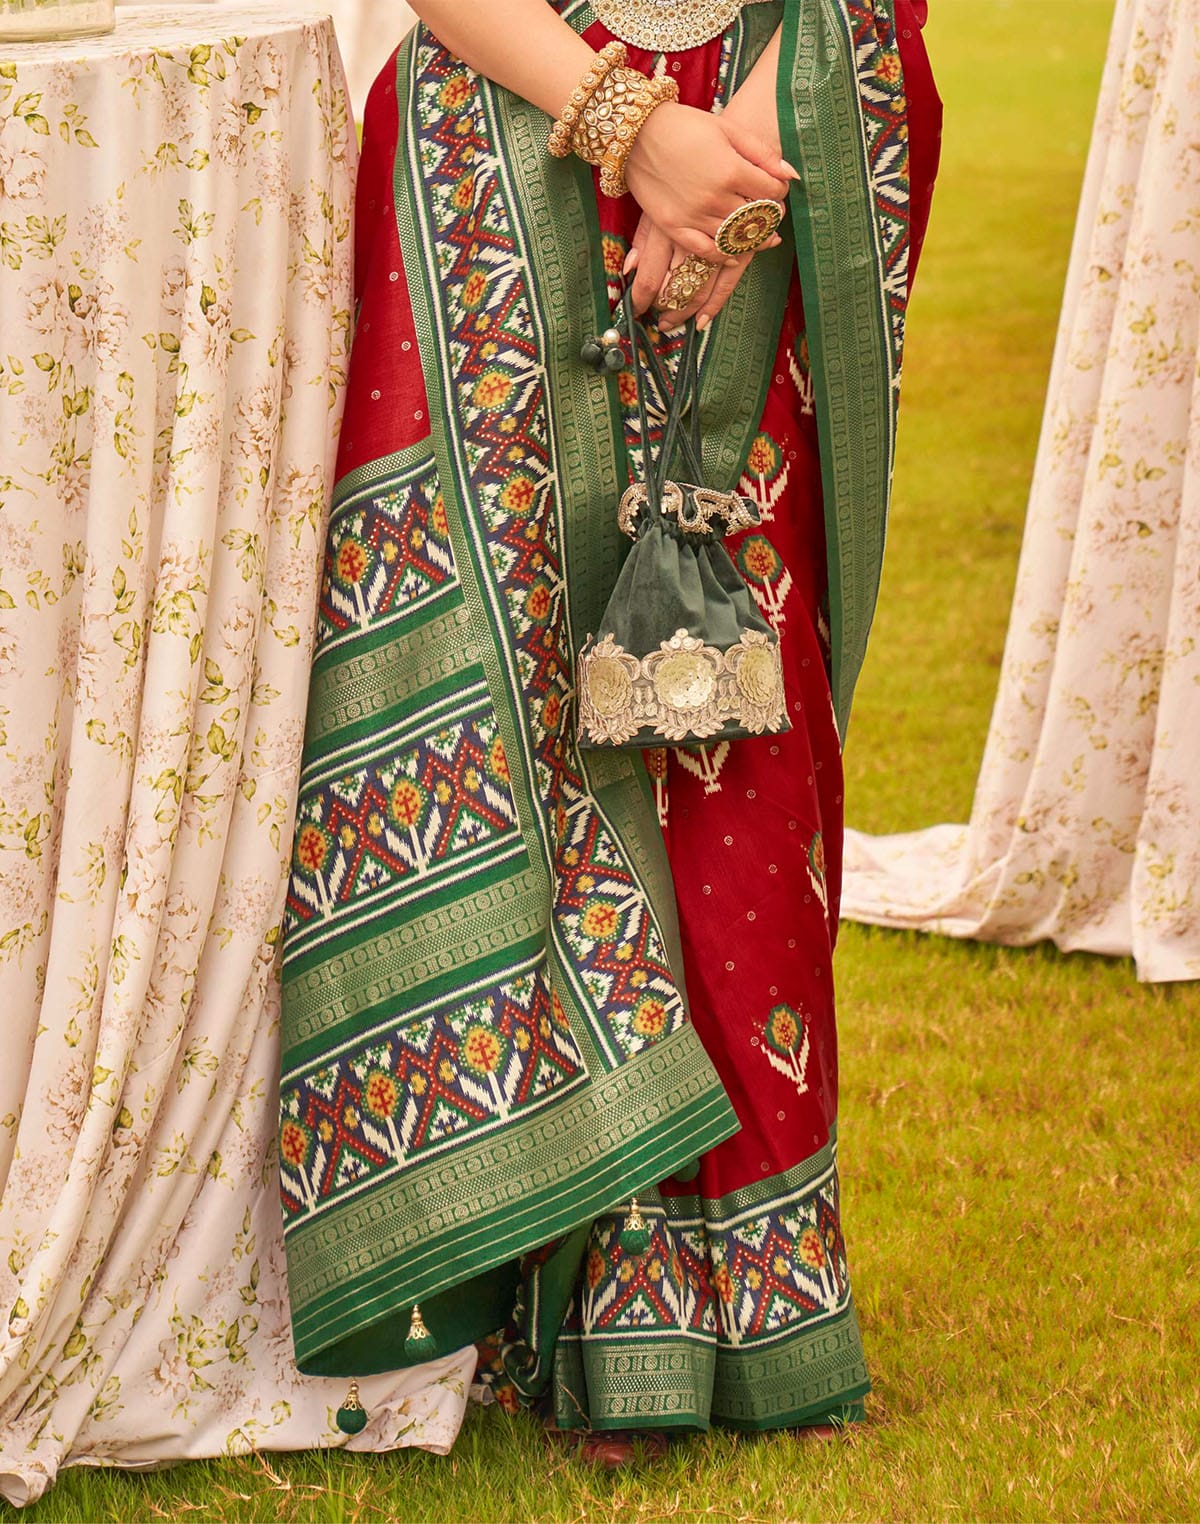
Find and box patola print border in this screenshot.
[779,0,910,733]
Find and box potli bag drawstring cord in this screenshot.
[621,282,706,521]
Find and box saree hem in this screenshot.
[288,1027,740,1372]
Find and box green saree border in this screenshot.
[779,0,897,735]
[712,1304,870,1430]
[289,1022,735,1370]
[697,1,793,491]
[283,864,543,1062]
[549,1128,869,1430]
[301,445,476,748]
[329,438,434,506]
[557,1311,868,1432]
[564,1331,719,1431]
[303,599,475,749]
[670,1124,842,1227]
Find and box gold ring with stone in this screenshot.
[659,255,716,311]
[714,198,785,258]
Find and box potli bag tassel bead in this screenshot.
[404,1302,438,1361]
[335,1378,367,1435]
[619,1198,651,1256]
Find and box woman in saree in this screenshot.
[279,0,940,1467]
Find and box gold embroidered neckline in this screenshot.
[590,0,758,53]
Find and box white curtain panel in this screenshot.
[0,7,470,1505]
[844,0,1200,984]
[321,0,417,117]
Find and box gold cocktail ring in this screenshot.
[659,254,716,311]
[715,198,785,257]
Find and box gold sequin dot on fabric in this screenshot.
[586,655,635,717]
[591,0,765,52]
[653,649,719,709]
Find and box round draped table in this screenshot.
[844,0,1200,984]
[0,6,472,1506]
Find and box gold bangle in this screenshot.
[572,65,660,167]
[548,41,627,159]
[598,75,678,199]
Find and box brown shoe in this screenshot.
[791,1422,839,1441]
[576,1429,670,1469]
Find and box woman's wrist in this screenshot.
[548,49,679,198]
[408,0,597,121]
[720,27,784,159]
[547,40,627,159]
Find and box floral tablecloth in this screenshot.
[0,6,472,1506]
[844,0,1200,984]
[116,0,416,119]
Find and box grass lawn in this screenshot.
[9,1,1200,1519]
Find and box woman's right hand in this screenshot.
[623,103,795,262]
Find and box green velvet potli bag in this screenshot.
[577,294,789,749]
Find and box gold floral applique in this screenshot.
[578,627,786,746]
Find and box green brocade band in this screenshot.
[779,0,908,734]
[546,1139,871,1430]
[554,1311,869,1431]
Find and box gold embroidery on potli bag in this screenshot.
[591,0,768,53]
[617,480,760,539]
[578,628,787,745]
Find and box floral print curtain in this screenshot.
[844,0,1200,984]
[0,10,471,1505]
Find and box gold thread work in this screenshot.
[617,480,760,540]
[578,628,787,745]
[591,0,771,52]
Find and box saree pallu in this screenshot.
[279,0,940,1429]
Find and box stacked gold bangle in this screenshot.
[597,72,678,198]
[549,46,679,199]
[548,40,627,159]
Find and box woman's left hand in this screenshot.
[624,22,790,328]
[627,213,780,330]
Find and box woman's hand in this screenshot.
[627,215,781,330]
[623,26,793,324]
[624,103,793,262]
